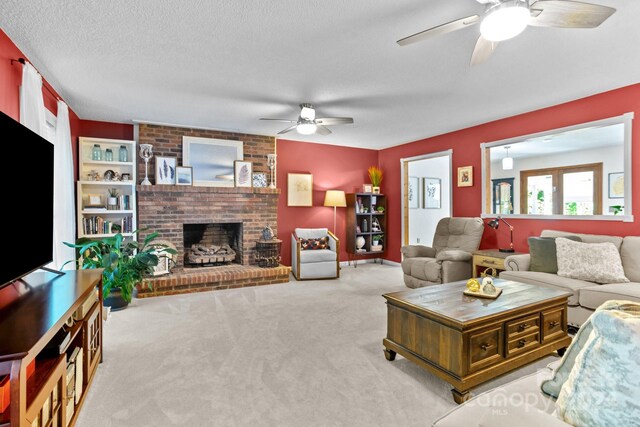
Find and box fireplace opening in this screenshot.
[183,223,243,267]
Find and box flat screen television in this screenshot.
[1,111,54,288]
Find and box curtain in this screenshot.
[54,101,76,269]
[19,62,46,136]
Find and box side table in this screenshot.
[255,239,282,268]
[472,249,523,277]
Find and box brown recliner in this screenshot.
[401,217,484,288]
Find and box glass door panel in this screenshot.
[527,175,553,214]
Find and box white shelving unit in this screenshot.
[77,137,137,239]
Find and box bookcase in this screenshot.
[76,137,137,239]
[346,193,387,264]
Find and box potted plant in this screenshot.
[368,166,383,194]
[376,206,385,213]
[107,188,119,210]
[64,230,176,311]
[372,234,384,246]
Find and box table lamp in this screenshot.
[487,216,515,253]
[324,190,347,233]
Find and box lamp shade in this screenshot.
[502,156,513,170]
[324,190,347,207]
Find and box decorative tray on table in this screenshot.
[463,287,503,299]
[464,277,503,299]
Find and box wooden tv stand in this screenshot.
[0,270,103,427]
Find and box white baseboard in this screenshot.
[339,259,400,267]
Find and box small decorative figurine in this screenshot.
[262,225,274,241]
[481,277,497,295]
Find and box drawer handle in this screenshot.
[483,259,496,265]
[480,343,493,351]
[518,323,531,331]
[549,321,560,327]
[518,339,528,348]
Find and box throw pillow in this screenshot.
[300,237,329,250]
[541,300,640,399]
[529,236,582,273]
[556,237,629,284]
[555,304,640,426]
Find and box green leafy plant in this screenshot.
[108,188,119,197]
[376,206,385,212]
[372,234,384,242]
[368,166,383,187]
[611,205,623,215]
[64,230,177,303]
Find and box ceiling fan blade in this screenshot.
[315,125,332,136]
[315,117,354,126]
[397,15,480,46]
[528,1,615,28]
[470,36,498,66]
[277,124,298,135]
[260,118,297,123]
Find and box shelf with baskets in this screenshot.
[77,137,137,240]
[346,193,386,262]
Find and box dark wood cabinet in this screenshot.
[346,193,386,264]
[0,270,103,427]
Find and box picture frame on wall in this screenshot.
[457,166,473,187]
[175,166,193,186]
[608,172,624,198]
[363,184,373,193]
[287,173,313,206]
[182,136,243,187]
[423,177,441,209]
[408,176,419,209]
[155,156,176,185]
[234,161,253,187]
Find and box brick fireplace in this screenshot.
[135,124,289,296]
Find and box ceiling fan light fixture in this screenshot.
[480,0,529,42]
[297,122,317,135]
[300,105,316,121]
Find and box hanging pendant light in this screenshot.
[502,146,513,170]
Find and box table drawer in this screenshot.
[542,307,567,342]
[506,314,540,340]
[474,256,505,269]
[507,332,540,357]
[468,326,504,372]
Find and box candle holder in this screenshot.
[267,153,277,189]
[139,144,153,185]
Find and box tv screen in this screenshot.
[1,111,54,288]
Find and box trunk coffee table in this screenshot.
[382,279,571,403]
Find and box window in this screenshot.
[520,163,602,215]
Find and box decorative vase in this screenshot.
[262,225,274,240]
[107,197,118,210]
[481,277,497,295]
[356,236,365,250]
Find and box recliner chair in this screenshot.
[401,217,484,288]
[291,228,340,280]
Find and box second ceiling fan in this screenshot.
[397,0,616,65]
[260,104,354,136]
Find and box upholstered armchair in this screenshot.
[291,228,340,280]
[401,217,484,288]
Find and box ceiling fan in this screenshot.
[397,0,616,65]
[260,103,354,136]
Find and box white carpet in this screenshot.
[77,263,557,426]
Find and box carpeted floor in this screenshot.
[77,263,557,426]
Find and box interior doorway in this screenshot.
[401,150,452,247]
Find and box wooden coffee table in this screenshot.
[382,279,571,403]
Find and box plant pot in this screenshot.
[372,240,379,246]
[372,186,381,194]
[103,287,129,311]
[107,197,118,210]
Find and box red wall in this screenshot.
[0,30,133,180]
[276,139,378,265]
[380,84,640,263]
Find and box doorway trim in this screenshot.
[400,149,453,246]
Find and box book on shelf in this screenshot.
[82,215,133,236]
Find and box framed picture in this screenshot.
[234,161,253,187]
[176,166,193,186]
[252,173,268,188]
[182,136,243,187]
[287,173,313,206]
[363,184,373,193]
[423,177,441,209]
[155,156,176,185]
[408,176,419,209]
[457,166,473,187]
[608,172,624,198]
[87,194,102,206]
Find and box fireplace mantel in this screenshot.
[136,185,280,195]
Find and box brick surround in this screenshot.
[136,124,288,296]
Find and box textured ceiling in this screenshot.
[2,0,640,149]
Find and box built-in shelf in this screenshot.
[78,180,134,186]
[83,160,134,166]
[79,233,134,238]
[81,209,134,214]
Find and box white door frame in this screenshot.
[400,149,453,247]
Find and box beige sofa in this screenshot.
[500,230,640,326]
